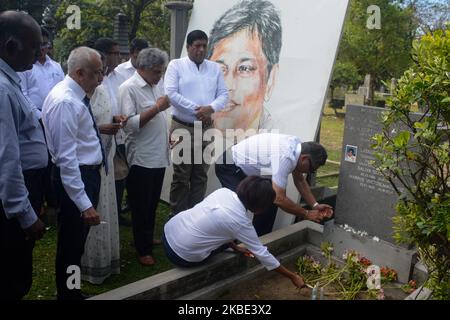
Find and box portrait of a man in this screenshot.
[206,0,282,132]
[344,145,357,163]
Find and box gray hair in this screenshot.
[67,46,101,74]
[136,48,168,70]
[207,0,282,76]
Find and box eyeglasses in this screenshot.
[40,42,50,49]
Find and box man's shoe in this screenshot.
[138,255,155,266]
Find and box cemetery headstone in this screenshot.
[335,105,406,244]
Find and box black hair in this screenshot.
[93,37,119,55]
[301,142,328,169]
[40,26,49,38]
[186,30,208,46]
[207,0,282,75]
[236,176,275,213]
[130,38,149,53]
[0,11,40,46]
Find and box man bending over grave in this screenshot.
[162,176,305,289]
[216,132,333,236]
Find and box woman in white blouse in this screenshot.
[163,176,305,289]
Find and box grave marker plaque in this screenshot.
[335,105,404,243]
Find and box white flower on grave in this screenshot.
[377,288,385,300]
[361,231,368,237]
[373,236,380,242]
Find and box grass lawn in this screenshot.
[25,104,346,300]
[25,203,173,300]
[316,105,345,188]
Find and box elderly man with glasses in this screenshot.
[119,47,171,266]
[215,133,333,236]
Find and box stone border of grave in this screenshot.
[89,221,427,300]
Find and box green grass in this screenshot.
[25,202,173,300]
[316,105,345,188]
[25,105,346,300]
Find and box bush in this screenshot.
[372,27,450,299]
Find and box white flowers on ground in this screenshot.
[339,224,380,241]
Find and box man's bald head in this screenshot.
[0,11,42,71]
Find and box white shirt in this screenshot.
[114,59,135,83]
[101,70,122,116]
[42,76,103,212]
[17,55,64,119]
[231,133,302,189]
[119,72,170,168]
[164,57,228,123]
[164,188,280,270]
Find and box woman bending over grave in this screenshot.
[162,176,305,289]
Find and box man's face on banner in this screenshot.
[210,29,275,131]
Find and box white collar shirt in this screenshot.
[42,75,103,212]
[231,133,302,189]
[164,57,228,123]
[114,59,135,82]
[164,188,280,270]
[119,72,170,168]
[17,55,64,119]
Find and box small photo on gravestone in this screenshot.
[344,145,357,163]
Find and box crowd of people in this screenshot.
[0,10,333,300]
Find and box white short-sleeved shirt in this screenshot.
[231,133,302,189]
[164,188,280,270]
[119,72,170,168]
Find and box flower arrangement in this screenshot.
[401,280,418,294]
[296,242,400,300]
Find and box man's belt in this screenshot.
[172,116,212,128]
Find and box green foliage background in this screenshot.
[372,27,450,299]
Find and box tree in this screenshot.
[336,0,417,104]
[372,27,450,299]
[0,0,50,23]
[329,61,361,100]
[399,0,450,34]
[49,0,170,62]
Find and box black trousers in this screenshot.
[127,166,165,256]
[215,151,278,237]
[53,166,100,300]
[0,168,45,300]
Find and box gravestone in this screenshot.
[345,93,365,107]
[335,105,405,244]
